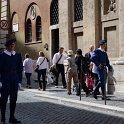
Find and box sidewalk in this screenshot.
[21,78,124,114]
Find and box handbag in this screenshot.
[50,65,58,76]
[34,65,39,72]
[50,55,62,75]
[86,74,94,89]
[34,57,45,72]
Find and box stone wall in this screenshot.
[9,0,52,60]
[1,0,124,93]
[59,0,72,51]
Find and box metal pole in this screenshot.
[104,66,106,105]
[79,58,83,101]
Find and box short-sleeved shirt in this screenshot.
[23,58,34,73]
[52,52,67,65]
[66,56,77,72]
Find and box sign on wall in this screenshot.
[0,20,9,30]
[12,23,18,32]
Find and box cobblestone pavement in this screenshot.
[21,78,124,108]
[2,87,124,124]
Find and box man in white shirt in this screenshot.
[23,53,34,88]
[52,47,67,88]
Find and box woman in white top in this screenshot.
[36,51,48,90]
[23,53,34,88]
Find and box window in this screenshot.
[26,19,32,43]
[74,0,83,22]
[50,0,59,25]
[36,16,41,41]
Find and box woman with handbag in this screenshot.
[36,51,49,91]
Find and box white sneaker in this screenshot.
[55,86,58,88]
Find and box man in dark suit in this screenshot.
[0,38,23,123]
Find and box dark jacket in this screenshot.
[75,55,88,74]
[85,52,91,67]
[90,48,112,70]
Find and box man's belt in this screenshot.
[101,63,106,66]
[1,70,17,74]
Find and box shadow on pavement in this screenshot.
[3,100,124,124]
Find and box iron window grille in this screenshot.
[27,19,32,43]
[36,16,42,41]
[50,0,59,25]
[74,0,83,22]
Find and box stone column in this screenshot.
[116,0,124,64]
[83,0,101,52]
[59,0,72,50]
[83,0,95,52]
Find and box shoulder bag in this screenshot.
[50,55,62,75]
[34,57,46,72]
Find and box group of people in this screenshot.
[23,51,49,91]
[0,38,112,123]
[52,47,92,96]
[52,40,112,100]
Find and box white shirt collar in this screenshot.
[98,47,105,52]
[4,50,16,56]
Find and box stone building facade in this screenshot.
[1,0,124,93]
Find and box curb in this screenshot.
[32,92,124,114]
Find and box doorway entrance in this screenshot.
[51,29,59,57]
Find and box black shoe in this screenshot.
[9,117,21,123]
[76,93,80,96]
[93,93,97,99]
[63,85,67,88]
[86,92,91,97]
[67,92,72,95]
[102,97,111,100]
[26,85,28,88]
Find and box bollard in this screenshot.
[104,66,107,105]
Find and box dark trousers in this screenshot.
[78,72,90,94]
[1,81,18,120]
[38,69,46,89]
[25,73,32,85]
[55,64,66,86]
[1,101,16,120]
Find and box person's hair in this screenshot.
[76,49,82,55]
[25,53,29,58]
[59,47,64,51]
[39,51,45,57]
